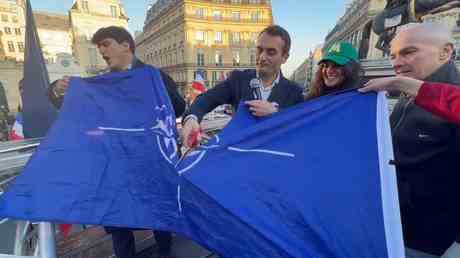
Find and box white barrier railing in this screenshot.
[0,138,57,258]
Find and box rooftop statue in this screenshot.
[373,0,460,55]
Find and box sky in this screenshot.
[29,0,350,76]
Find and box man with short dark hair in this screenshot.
[181,25,303,146]
[49,26,184,258]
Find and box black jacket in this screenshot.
[390,61,460,255]
[184,69,304,121]
[48,59,186,117]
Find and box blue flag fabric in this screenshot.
[0,76,404,258]
[176,91,404,258]
[22,0,57,138]
[0,67,181,230]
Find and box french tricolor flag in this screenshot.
[8,113,24,140]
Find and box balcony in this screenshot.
[187,15,270,24]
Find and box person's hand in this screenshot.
[181,117,202,148]
[442,242,460,258]
[54,76,70,96]
[245,100,278,117]
[358,76,423,96]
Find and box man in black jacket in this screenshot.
[389,23,460,258]
[181,25,304,146]
[49,26,184,258]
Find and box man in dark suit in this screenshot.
[48,26,184,258]
[181,25,304,146]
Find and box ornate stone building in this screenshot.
[69,0,129,75]
[136,0,273,95]
[323,0,460,78]
[34,12,72,64]
[0,0,127,111]
[0,0,25,62]
[290,44,323,92]
[323,0,387,61]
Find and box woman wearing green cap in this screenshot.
[305,42,362,100]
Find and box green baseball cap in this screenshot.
[319,42,359,66]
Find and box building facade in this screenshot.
[323,0,460,78]
[290,44,323,93]
[290,58,308,88]
[0,0,126,111]
[137,0,273,96]
[323,0,385,61]
[34,11,72,64]
[422,7,460,60]
[69,0,129,75]
[0,0,25,62]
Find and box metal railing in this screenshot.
[0,138,57,258]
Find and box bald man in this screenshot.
[388,23,460,258]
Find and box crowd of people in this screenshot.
[6,20,460,258]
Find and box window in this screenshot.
[12,16,17,23]
[82,1,89,12]
[231,0,242,4]
[213,10,222,21]
[215,51,223,66]
[1,15,8,22]
[4,27,11,35]
[17,42,24,53]
[7,41,15,52]
[212,71,218,82]
[196,8,204,18]
[89,47,98,66]
[249,0,261,4]
[232,11,240,22]
[215,31,222,43]
[194,70,207,81]
[232,32,240,44]
[232,51,240,66]
[196,31,204,41]
[250,50,256,65]
[197,49,205,66]
[14,28,21,35]
[110,6,117,18]
[251,12,261,22]
[250,32,258,43]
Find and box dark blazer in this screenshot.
[184,69,304,121]
[48,59,186,117]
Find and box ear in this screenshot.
[440,43,454,61]
[281,52,289,64]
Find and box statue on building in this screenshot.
[373,0,460,55]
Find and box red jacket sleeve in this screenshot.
[415,82,460,125]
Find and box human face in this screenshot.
[256,32,289,80]
[390,31,451,80]
[321,61,345,88]
[96,38,132,71]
